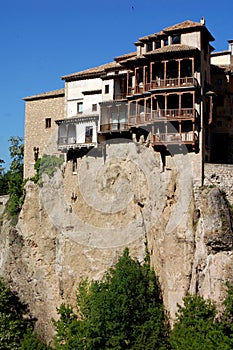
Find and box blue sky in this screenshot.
[1,0,233,169]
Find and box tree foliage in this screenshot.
[53,248,168,349]
[170,293,230,350]
[0,278,51,350]
[221,283,233,347]
[32,154,64,185]
[4,136,25,217]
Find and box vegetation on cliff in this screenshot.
[53,248,168,350]
[0,136,24,218]
[0,278,50,350]
[1,249,233,349]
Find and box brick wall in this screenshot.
[24,91,65,178]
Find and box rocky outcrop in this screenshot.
[0,142,232,343]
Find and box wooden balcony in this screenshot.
[127,77,198,96]
[129,108,197,126]
[152,132,196,146]
[99,123,129,133]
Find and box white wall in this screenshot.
[211,53,231,66]
[181,32,201,49]
[102,79,114,102]
[75,120,98,144]
[66,78,102,118]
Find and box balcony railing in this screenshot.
[127,77,197,96]
[99,123,129,133]
[57,137,96,148]
[129,108,197,125]
[152,132,195,145]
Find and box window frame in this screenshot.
[105,84,109,94]
[45,117,51,128]
[92,103,97,112]
[77,102,83,114]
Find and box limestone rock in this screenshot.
[0,143,233,343]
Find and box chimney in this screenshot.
[228,40,233,64]
[228,40,233,53]
[200,17,205,25]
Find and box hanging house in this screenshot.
[24,18,233,184]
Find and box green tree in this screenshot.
[222,283,233,346]
[8,136,24,173]
[20,332,52,350]
[0,278,30,350]
[0,159,10,196]
[53,248,168,349]
[7,136,24,216]
[0,159,4,175]
[170,293,230,350]
[0,278,50,350]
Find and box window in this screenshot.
[92,103,97,112]
[77,102,83,113]
[164,37,168,46]
[172,35,180,44]
[155,41,161,49]
[85,126,93,143]
[45,118,51,128]
[217,79,222,85]
[105,85,109,94]
[147,41,153,52]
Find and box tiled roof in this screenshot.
[145,44,198,55]
[139,20,214,42]
[114,51,137,62]
[23,88,64,101]
[163,20,203,32]
[120,44,198,65]
[61,62,119,80]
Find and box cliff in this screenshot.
[0,142,233,343]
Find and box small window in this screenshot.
[155,41,161,49]
[217,79,222,85]
[85,126,93,143]
[164,37,168,46]
[45,118,51,128]
[92,103,97,112]
[147,42,153,52]
[172,35,180,44]
[77,102,83,113]
[105,85,109,94]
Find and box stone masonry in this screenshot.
[23,89,65,179]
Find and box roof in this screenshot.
[114,51,137,62]
[23,88,64,101]
[164,20,203,32]
[211,50,230,57]
[120,44,198,65]
[61,62,119,81]
[145,44,198,55]
[138,20,214,42]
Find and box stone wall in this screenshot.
[24,90,65,179]
[204,163,233,204]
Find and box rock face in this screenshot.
[0,142,233,343]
